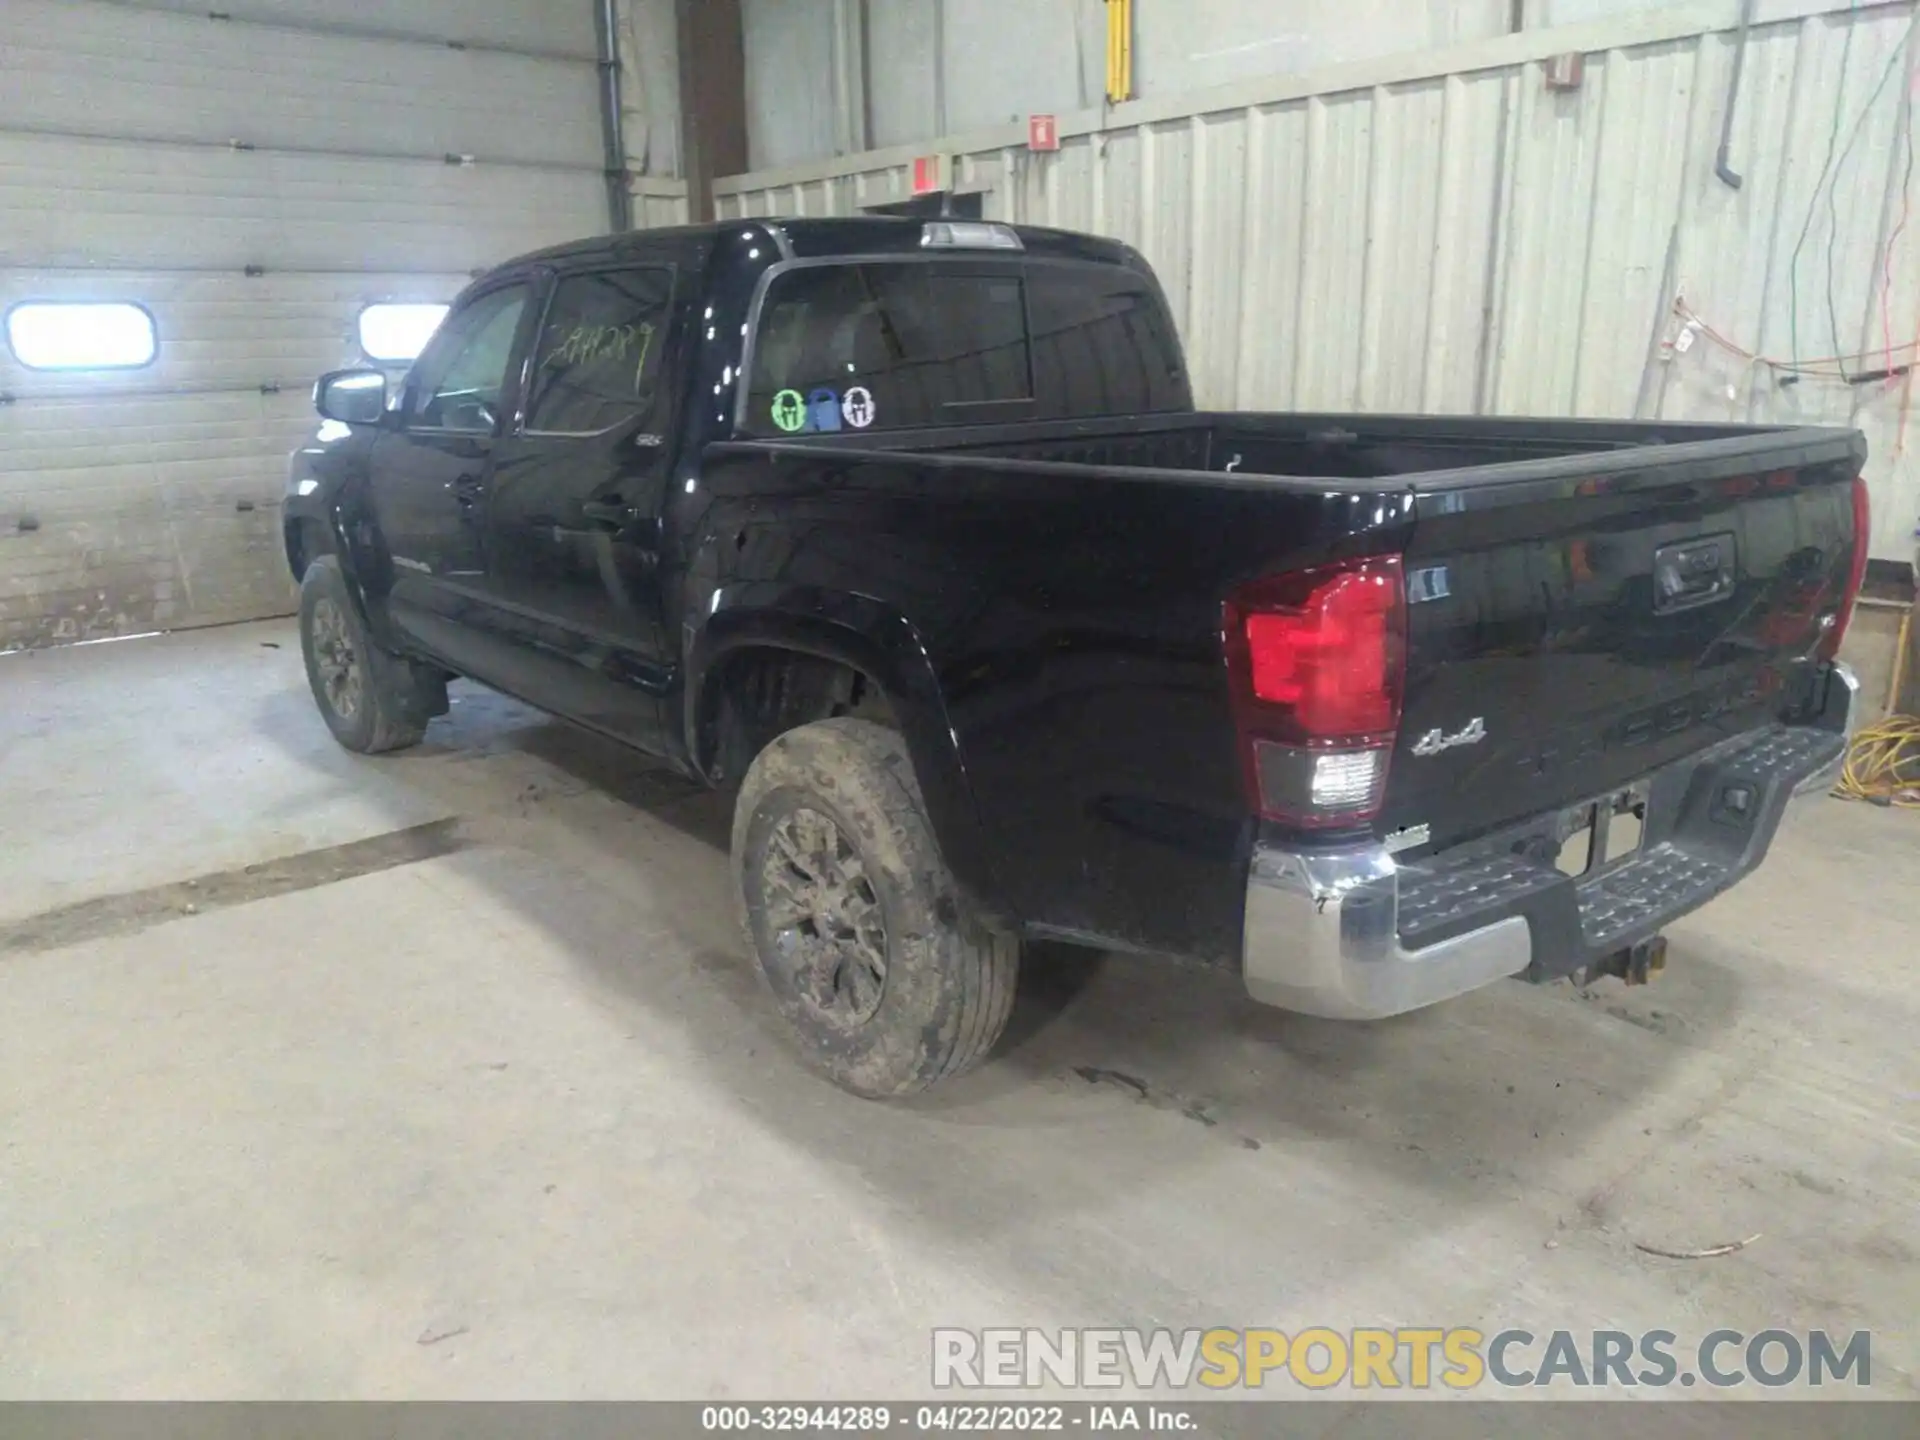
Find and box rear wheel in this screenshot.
[733,718,1019,1097]
[298,556,442,754]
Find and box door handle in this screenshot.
[580,499,639,528]
[453,474,486,522]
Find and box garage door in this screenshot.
[0,0,613,650]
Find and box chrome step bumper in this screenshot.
[1241,664,1857,1020]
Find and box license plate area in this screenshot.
[1554,783,1649,878]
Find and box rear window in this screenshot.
[1028,266,1187,421]
[746,265,1029,436]
[743,259,1184,436]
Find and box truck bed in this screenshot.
[738,410,1831,491]
[709,408,1864,963]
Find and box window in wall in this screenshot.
[6,302,156,371]
[359,303,449,364]
[745,263,1030,435]
[525,268,674,433]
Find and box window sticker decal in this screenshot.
[842,386,875,428]
[771,388,807,432]
[808,387,842,432]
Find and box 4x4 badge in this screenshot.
[1411,717,1488,757]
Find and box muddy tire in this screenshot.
[298,556,441,754]
[733,717,1019,1098]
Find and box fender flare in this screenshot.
[686,586,1010,921]
[311,478,409,654]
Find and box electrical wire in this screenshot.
[1823,18,1918,375]
[1785,8,1916,371]
[1881,133,1913,372]
[1832,715,1920,806]
[1788,3,1860,370]
[1671,296,1918,382]
[1902,266,1920,450]
[1881,32,1920,372]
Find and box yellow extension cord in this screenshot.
[1832,610,1920,807]
[1833,715,1920,807]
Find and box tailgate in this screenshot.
[1381,429,1866,850]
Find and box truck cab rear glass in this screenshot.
[738,257,1187,437]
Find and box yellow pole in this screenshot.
[1106,0,1132,104]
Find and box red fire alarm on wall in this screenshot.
[912,154,951,194]
[1028,114,1060,152]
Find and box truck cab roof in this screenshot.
[495,216,1147,276]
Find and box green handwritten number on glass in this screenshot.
[547,319,658,399]
[630,322,655,394]
[771,389,807,433]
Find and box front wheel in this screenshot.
[732,718,1019,1098]
[298,557,441,754]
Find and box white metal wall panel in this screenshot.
[0,134,607,275]
[868,0,942,148]
[0,390,308,644]
[743,0,840,169]
[713,0,1920,563]
[1184,114,1248,411]
[0,0,686,650]
[1236,105,1313,409]
[940,0,1095,134]
[615,0,683,178]
[0,271,466,643]
[119,0,601,56]
[0,0,604,168]
[1490,52,1613,416]
[0,272,474,397]
[1652,4,1920,562]
[754,0,1511,164]
[633,180,695,231]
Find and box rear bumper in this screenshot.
[1242,663,1857,1020]
[1790,661,1859,796]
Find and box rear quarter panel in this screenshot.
[678,443,1411,964]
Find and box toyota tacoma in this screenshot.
[285,218,1867,1096]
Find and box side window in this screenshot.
[407,284,529,433]
[745,263,1030,436]
[1026,266,1186,420]
[526,268,673,433]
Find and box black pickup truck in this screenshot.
[287,217,1867,1096]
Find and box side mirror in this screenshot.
[314,368,389,425]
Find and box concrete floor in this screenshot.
[1,619,1916,1404]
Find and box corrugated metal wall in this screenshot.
[744,0,1517,167]
[0,0,687,650]
[716,0,1920,563]
[615,0,686,180]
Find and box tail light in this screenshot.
[1223,556,1406,828]
[1816,475,1871,662]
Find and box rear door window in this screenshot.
[526,267,674,434]
[745,263,1030,435]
